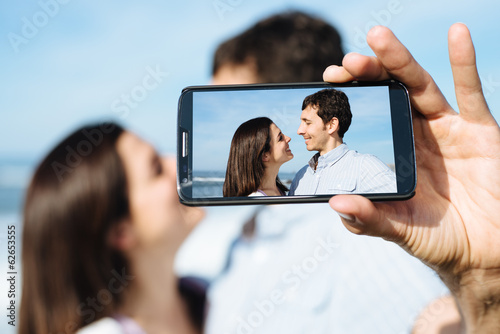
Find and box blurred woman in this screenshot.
[223,117,293,197]
[19,122,205,334]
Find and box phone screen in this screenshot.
[178,81,415,205]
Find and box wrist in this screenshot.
[440,268,500,333]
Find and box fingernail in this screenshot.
[336,211,355,222]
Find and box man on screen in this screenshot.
[289,88,397,195]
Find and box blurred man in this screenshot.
[212,11,343,84]
[205,11,449,334]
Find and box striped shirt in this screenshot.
[289,143,396,195]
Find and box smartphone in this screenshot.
[177,81,415,206]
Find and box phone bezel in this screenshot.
[177,80,416,206]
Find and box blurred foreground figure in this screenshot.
[205,11,451,334]
[212,11,343,84]
[19,123,205,334]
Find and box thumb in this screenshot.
[329,195,401,242]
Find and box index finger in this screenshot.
[368,26,455,118]
[326,26,455,119]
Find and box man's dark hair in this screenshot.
[302,88,352,138]
[212,11,344,83]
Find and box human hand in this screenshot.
[324,24,500,331]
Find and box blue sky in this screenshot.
[1,0,499,163]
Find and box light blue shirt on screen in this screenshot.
[289,143,396,195]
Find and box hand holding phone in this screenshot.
[177,81,415,205]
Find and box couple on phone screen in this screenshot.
[223,88,397,197]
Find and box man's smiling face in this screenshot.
[297,105,333,156]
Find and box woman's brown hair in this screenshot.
[223,117,287,197]
[19,122,130,334]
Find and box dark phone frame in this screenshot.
[177,81,416,206]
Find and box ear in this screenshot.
[327,117,339,135]
[262,152,270,162]
[107,219,136,251]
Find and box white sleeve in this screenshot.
[77,318,125,334]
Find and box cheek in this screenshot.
[276,143,286,156]
[130,185,182,243]
[312,124,324,139]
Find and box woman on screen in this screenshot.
[223,117,293,197]
[19,122,205,334]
